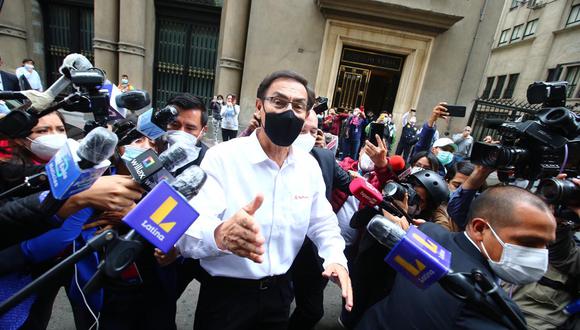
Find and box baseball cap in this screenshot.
[433,137,457,152]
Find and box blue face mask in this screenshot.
[121,145,147,161]
[436,150,454,166]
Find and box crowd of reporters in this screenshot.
[0,57,578,330]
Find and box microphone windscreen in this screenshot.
[60,53,93,73]
[116,90,150,111]
[170,165,207,200]
[367,214,406,250]
[388,155,406,171]
[159,143,192,172]
[349,177,383,207]
[77,127,118,165]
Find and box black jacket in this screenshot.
[357,223,525,330]
[0,70,21,91]
[310,147,350,200]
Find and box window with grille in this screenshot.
[498,29,510,46]
[502,74,519,99]
[567,4,580,26]
[523,19,538,38]
[510,0,519,9]
[491,75,506,99]
[564,66,579,98]
[511,24,523,42]
[481,77,494,99]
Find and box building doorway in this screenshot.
[332,47,405,115]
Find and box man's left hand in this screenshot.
[363,134,388,168]
[322,263,353,312]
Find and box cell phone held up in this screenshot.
[369,122,384,146]
[444,105,466,117]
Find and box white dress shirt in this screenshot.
[177,131,348,279]
[16,67,43,91]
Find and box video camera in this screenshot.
[471,81,580,182]
[0,67,109,137]
[313,96,328,114]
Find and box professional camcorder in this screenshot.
[537,177,580,223]
[471,81,580,182]
[313,96,328,114]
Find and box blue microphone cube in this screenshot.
[45,140,110,199]
[123,180,199,253]
[384,226,451,289]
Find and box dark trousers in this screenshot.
[288,239,328,330]
[221,128,238,142]
[395,142,412,162]
[21,267,95,330]
[194,272,292,330]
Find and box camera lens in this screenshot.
[384,182,405,201]
[537,178,580,206]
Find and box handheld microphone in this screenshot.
[136,105,178,140]
[348,177,410,222]
[45,127,117,200]
[123,165,206,252]
[158,142,201,173]
[387,155,406,172]
[367,215,452,289]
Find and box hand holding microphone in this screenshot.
[214,194,266,263]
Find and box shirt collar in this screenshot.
[248,129,296,166]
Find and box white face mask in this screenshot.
[27,134,67,161]
[359,153,375,173]
[166,130,199,148]
[121,145,147,161]
[24,63,34,71]
[480,223,548,284]
[292,133,316,153]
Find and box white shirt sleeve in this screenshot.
[176,148,231,259]
[306,166,348,271]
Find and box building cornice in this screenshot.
[93,38,118,51]
[117,41,146,57]
[0,24,27,40]
[316,0,463,35]
[218,57,243,71]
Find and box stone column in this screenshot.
[93,0,119,83]
[117,0,146,89]
[214,0,250,99]
[0,1,29,71]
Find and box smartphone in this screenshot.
[369,123,384,145]
[445,105,466,117]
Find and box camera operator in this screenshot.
[505,177,580,330]
[358,185,556,329]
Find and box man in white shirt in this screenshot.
[15,58,43,91]
[177,70,352,330]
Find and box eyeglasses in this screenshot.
[264,96,308,113]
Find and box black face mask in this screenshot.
[262,109,305,147]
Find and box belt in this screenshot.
[207,274,289,291]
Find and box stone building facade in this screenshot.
[0,0,506,134]
[478,0,580,105]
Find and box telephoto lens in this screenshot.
[384,181,420,207]
[537,178,580,206]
